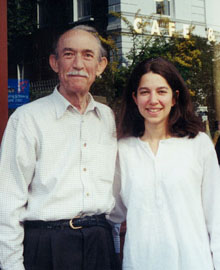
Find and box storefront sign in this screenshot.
[8,79,30,109]
[133,18,216,42]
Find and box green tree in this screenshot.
[8,0,37,72]
[8,0,36,46]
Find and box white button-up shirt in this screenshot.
[111,132,220,270]
[0,88,117,270]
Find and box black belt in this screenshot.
[24,214,111,230]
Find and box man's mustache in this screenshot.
[66,70,89,77]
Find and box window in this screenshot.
[155,0,170,16]
[37,0,44,28]
[78,0,91,18]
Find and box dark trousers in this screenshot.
[23,225,121,270]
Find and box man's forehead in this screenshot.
[59,29,98,47]
[56,29,100,56]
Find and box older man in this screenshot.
[0,25,119,270]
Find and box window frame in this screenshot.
[77,0,91,19]
[155,0,171,16]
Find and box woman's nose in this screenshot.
[149,92,158,104]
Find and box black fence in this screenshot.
[30,78,59,101]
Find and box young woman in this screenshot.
[110,57,220,270]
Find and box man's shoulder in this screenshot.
[11,93,54,119]
[94,100,113,114]
[94,101,115,123]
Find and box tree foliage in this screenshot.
[8,0,37,66]
[8,0,36,46]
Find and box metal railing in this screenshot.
[30,78,58,101]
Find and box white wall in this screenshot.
[205,0,220,33]
[107,0,220,59]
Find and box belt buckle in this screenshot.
[69,216,83,229]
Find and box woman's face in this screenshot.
[133,72,176,129]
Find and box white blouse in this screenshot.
[111,132,220,270]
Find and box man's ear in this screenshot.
[49,54,59,73]
[96,57,108,76]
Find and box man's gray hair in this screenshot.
[53,25,107,61]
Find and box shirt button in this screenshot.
[86,193,90,196]
[83,168,87,172]
[83,143,87,147]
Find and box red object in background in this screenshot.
[0,0,8,143]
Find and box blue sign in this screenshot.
[8,79,30,109]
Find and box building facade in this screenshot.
[8,0,220,82]
[107,0,220,60]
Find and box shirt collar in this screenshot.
[52,87,71,119]
[52,86,102,119]
[86,93,102,119]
